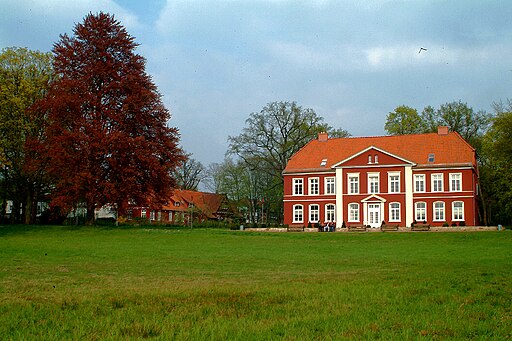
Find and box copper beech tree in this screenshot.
[40,13,184,223]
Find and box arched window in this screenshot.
[452,201,464,221]
[325,204,335,222]
[293,205,303,223]
[433,201,445,221]
[348,203,359,222]
[309,204,319,223]
[389,202,400,222]
[415,202,426,222]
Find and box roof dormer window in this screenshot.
[428,154,435,163]
[320,159,327,167]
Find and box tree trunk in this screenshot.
[86,202,96,225]
[24,186,34,225]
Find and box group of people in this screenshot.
[320,222,336,232]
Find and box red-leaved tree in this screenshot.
[40,12,184,223]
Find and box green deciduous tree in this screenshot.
[227,101,349,223]
[40,12,184,223]
[422,101,491,149]
[479,100,512,225]
[0,47,54,224]
[385,105,425,135]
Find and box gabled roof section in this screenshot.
[162,189,226,218]
[332,146,415,168]
[283,131,476,173]
[361,194,387,203]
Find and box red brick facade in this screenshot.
[283,129,479,228]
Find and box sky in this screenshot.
[2,0,512,166]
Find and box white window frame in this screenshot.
[348,173,359,194]
[414,174,425,193]
[389,202,400,222]
[325,177,335,195]
[348,203,359,222]
[309,204,319,223]
[415,202,427,222]
[433,201,445,221]
[450,173,462,192]
[325,204,335,222]
[293,178,303,196]
[452,201,464,221]
[293,204,303,223]
[431,174,444,192]
[388,172,400,193]
[309,177,319,195]
[368,172,380,194]
[141,208,147,219]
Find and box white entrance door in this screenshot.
[367,203,381,228]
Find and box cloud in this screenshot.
[0,0,141,51]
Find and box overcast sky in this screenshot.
[2,0,511,166]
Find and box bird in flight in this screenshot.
[418,47,427,54]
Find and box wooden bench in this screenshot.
[348,225,367,232]
[287,226,304,232]
[381,223,399,231]
[411,223,430,231]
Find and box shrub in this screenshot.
[459,221,466,227]
[442,222,449,227]
[342,221,346,228]
[451,222,457,227]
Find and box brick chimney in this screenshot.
[318,132,328,142]
[438,126,449,135]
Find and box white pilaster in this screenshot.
[335,168,343,228]
[405,165,414,226]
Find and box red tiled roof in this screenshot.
[162,189,225,218]
[284,131,476,173]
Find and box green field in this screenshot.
[0,226,511,340]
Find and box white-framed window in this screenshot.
[141,208,147,219]
[433,201,445,221]
[325,204,335,222]
[414,174,425,193]
[450,173,462,192]
[415,202,427,222]
[309,177,319,195]
[368,173,379,194]
[150,210,155,220]
[389,202,401,222]
[368,155,372,164]
[293,205,303,223]
[293,178,303,195]
[348,203,359,222]
[431,174,444,192]
[348,173,359,194]
[309,204,319,223]
[374,154,379,164]
[388,172,400,193]
[452,201,464,221]
[325,177,335,194]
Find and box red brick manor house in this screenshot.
[283,127,479,228]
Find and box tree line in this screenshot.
[1,13,184,224]
[206,100,510,226]
[2,12,510,226]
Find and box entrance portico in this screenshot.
[362,195,386,228]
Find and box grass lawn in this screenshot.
[0,225,511,340]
